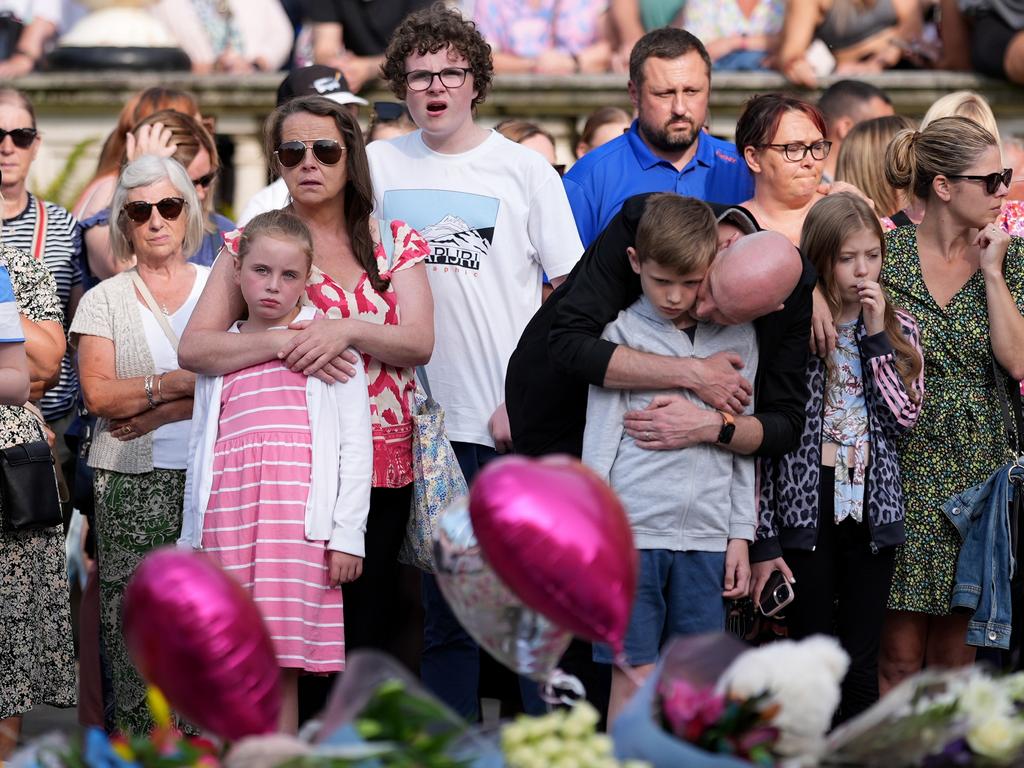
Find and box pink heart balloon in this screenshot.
[122,548,281,739]
[468,455,637,654]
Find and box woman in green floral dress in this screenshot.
[878,117,1024,693]
[0,244,76,759]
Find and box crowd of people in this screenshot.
[1,0,1024,756]
[2,0,1024,85]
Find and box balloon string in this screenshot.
[614,653,645,688]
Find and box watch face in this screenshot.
[719,423,736,445]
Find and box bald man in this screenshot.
[506,192,814,460]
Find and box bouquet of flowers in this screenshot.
[824,668,1024,766]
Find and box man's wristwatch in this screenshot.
[716,410,736,445]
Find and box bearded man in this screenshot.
[562,28,754,247]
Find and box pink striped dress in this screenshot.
[200,360,344,672]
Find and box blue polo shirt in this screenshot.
[563,121,754,247]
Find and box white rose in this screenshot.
[966,716,1024,762]
[959,676,1014,726]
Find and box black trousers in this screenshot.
[783,465,895,723]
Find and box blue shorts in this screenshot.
[594,549,726,666]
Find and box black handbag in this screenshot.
[0,437,62,532]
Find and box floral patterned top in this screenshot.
[224,220,430,488]
[307,220,430,488]
[881,199,1024,236]
[474,0,607,57]
[822,321,869,524]
[682,0,784,46]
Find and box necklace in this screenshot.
[160,302,171,316]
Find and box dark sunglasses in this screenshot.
[123,197,186,223]
[191,169,218,189]
[0,127,37,149]
[275,139,345,168]
[947,168,1013,195]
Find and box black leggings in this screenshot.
[782,466,895,723]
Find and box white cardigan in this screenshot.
[179,308,373,555]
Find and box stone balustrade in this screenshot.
[14,69,1024,216]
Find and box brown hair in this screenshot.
[381,1,493,108]
[236,209,314,273]
[132,109,220,232]
[264,95,382,290]
[94,87,200,179]
[735,93,828,159]
[885,116,998,201]
[494,119,554,147]
[835,114,916,218]
[578,106,631,155]
[635,193,717,274]
[628,27,711,85]
[0,88,36,128]
[800,193,922,402]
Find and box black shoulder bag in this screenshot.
[0,414,62,532]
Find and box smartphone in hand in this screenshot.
[758,570,795,617]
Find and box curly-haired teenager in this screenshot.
[369,1,584,720]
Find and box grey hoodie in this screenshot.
[582,296,759,552]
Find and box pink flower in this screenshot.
[660,679,727,741]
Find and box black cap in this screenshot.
[276,65,369,108]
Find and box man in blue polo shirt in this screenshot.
[564,28,753,247]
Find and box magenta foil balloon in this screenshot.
[468,455,637,653]
[122,548,281,739]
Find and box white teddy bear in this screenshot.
[715,635,850,760]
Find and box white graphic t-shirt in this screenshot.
[367,130,583,447]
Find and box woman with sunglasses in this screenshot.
[180,95,432,675]
[878,116,1024,690]
[71,155,208,735]
[81,109,232,282]
[735,93,833,246]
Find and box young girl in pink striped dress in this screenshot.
[180,210,372,732]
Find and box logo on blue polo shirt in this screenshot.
[382,189,498,274]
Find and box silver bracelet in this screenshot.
[144,374,157,409]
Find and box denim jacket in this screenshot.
[942,460,1020,650]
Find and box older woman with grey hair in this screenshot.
[70,154,208,734]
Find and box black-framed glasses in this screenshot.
[275,139,345,168]
[0,127,37,149]
[191,169,218,189]
[123,197,186,223]
[403,67,471,92]
[758,140,832,162]
[947,168,1013,195]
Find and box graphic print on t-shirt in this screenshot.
[381,189,499,274]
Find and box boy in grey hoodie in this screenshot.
[582,194,759,722]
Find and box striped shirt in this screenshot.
[4,194,83,420]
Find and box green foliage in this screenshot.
[40,136,99,209]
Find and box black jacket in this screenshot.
[506,192,815,458]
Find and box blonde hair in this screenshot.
[800,193,922,402]
[885,116,999,202]
[635,193,717,274]
[236,209,314,274]
[922,91,1003,161]
[835,114,916,218]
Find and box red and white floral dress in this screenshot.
[304,220,430,488]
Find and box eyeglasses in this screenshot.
[0,127,37,149]
[275,139,345,168]
[123,197,186,223]
[758,140,832,162]
[947,168,1013,195]
[191,170,218,189]
[403,67,471,92]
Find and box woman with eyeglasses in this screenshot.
[179,96,432,678]
[735,93,832,246]
[70,155,207,735]
[877,116,1024,690]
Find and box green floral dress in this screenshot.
[0,244,76,719]
[883,226,1024,614]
